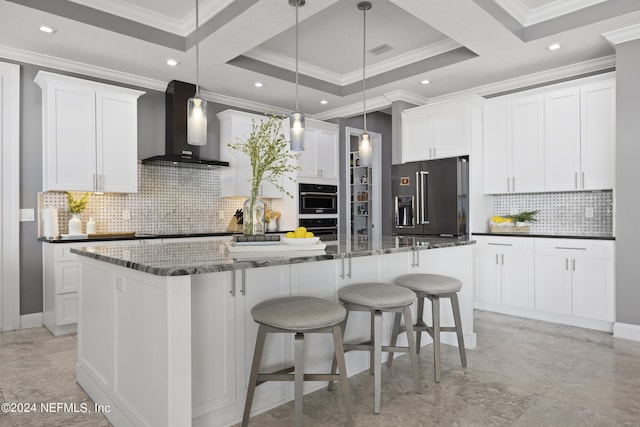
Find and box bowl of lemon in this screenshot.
[281,227,320,245]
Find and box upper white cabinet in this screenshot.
[402,96,483,163]
[483,75,615,194]
[217,110,284,198]
[297,119,339,181]
[35,71,144,193]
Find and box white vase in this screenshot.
[267,220,277,232]
[68,214,82,235]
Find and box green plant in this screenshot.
[507,210,539,223]
[227,112,301,199]
[65,192,90,214]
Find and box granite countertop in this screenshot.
[39,231,288,244]
[472,231,615,240]
[70,235,474,277]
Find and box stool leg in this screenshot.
[451,292,467,367]
[385,312,402,367]
[373,309,382,414]
[369,310,375,375]
[402,305,422,394]
[332,325,354,427]
[294,333,304,427]
[416,296,425,353]
[242,324,267,427]
[328,313,348,392]
[432,296,441,383]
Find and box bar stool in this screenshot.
[388,273,466,383]
[242,296,353,427]
[331,282,421,414]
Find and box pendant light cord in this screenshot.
[195,0,200,96]
[362,5,367,133]
[295,3,299,112]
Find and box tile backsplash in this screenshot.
[41,164,270,235]
[493,190,614,235]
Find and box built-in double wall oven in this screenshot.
[298,183,338,242]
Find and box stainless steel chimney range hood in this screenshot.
[141,80,229,168]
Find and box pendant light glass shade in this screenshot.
[290,112,305,151]
[289,0,305,151]
[359,132,372,167]
[187,0,207,146]
[187,97,207,145]
[358,2,372,167]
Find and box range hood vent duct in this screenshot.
[141,80,229,168]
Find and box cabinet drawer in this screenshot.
[474,236,534,253]
[534,238,613,258]
[56,293,78,325]
[55,261,79,293]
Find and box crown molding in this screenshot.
[246,39,462,87]
[201,89,287,115]
[182,0,237,35]
[0,45,167,91]
[602,23,640,45]
[383,89,429,105]
[312,94,395,121]
[494,0,606,27]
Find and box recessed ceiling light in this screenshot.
[320,100,328,105]
[547,43,561,51]
[420,79,431,85]
[166,59,179,66]
[254,82,264,88]
[39,25,56,34]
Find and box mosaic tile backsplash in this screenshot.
[493,191,614,235]
[41,164,271,235]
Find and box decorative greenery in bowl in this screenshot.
[507,210,540,224]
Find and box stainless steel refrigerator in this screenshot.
[392,156,469,237]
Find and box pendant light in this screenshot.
[187,0,207,146]
[289,0,305,151]
[358,1,372,167]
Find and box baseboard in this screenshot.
[613,322,640,342]
[20,312,43,329]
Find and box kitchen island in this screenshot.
[71,235,475,427]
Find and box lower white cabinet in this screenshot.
[474,235,615,330]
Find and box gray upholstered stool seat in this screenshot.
[243,296,353,427]
[388,273,466,383]
[393,273,462,294]
[337,282,416,308]
[251,296,347,331]
[331,282,421,414]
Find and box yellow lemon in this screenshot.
[286,231,295,238]
[305,232,314,238]
[295,229,305,238]
[296,226,307,233]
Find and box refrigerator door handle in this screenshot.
[415,171,421,224]
[419,171,429,224]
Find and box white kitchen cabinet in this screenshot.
[296,119,339,181]
[402,96,483,163]
[482,101,512,194]
[534,238,614,322]
[217,110,284,198]
[474,236,535,309]
[35,71,143,193]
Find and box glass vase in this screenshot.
[243,194,265,236]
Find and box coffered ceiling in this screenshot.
[1,0,639,119]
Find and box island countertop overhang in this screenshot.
[70,235,475,276]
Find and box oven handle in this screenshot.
[300,192,337,196]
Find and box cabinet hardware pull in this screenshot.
[240,269,246,295]
[507,177,510,192]
[488,243,513,246]
[347,256,352,278]
[574,172,578,189]
[572,259,576,271]
[230,272,236,296]
[429,148,433,158]
[433,147,436,158]
[415,249,420,268]
[339,258,345,279]
[501,254,504,265]
[565,258,569,271]
[581,172,585,188]
[554,247,586,250]
[512,177,515,192]
[495,254,499,265]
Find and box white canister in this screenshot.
[86,218,96,234]
[68,214,82,235]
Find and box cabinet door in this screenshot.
[296,127,319,179]
[544,88,580,191]
[43,82,96,191]
[221,119,254,197]
[483,102,511,193]
[572,257,614,321]
[96,90,138,192]
[501,252,535,309]
[433,102,470,159]
[580,81,615,190]
[402,108,433,163]
[534,255,572,315]
[318,128,339,180]
[512,96,544,193]
[191,271,237,415]
[475,250,501,305]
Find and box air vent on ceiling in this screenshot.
[367,43,394,56]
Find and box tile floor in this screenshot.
[1,311,640,426]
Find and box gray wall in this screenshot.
[614,39,640,326]
[391,100,418,165]
[334,112,393,237]
[14,60,261,315]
